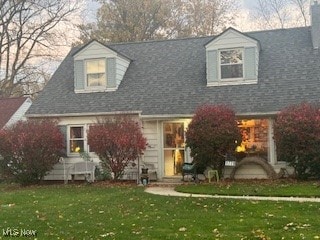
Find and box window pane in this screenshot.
[221,64,243,79]
[70,140,84,153]
[87,73,106,87]
[163,123,185,148]
[70,127,83,138]
[221,49,242,64]
[86,59,105,74]
[236,119,269,161]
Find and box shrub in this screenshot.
[274,102,320,179]
[87,116,147,180]
[0,120,64,185]
[186,105,241,176]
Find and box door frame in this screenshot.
[162,120,189,177]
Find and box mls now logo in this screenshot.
[2,228,37,237]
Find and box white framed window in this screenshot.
[85,59,106,87]
[69,126,85,154]
[220,48,243,79]
[68,125,96,155]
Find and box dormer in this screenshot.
[205,28,260,87]
[73,40,131,93]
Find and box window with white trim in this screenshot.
[220,48,243,79]
[69,126,85,153]
[85,59,106,87]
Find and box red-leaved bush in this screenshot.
[186,105,241,176]
[87,116,147,180]
[0,120,64,185]
[274,102,320,179]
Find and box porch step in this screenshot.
[150,175,204,185]
[150,177,183,185]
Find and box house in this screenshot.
[27,2,320,180]
[0,97,32,129]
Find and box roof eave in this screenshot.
[27,110,279,120]
[26,110,142,118]
[141,111,279,120]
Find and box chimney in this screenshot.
[311,0,320,49]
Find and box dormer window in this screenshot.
[205,28,260,87]
[86,59,106,87]
[73,40,131,93]
[220,48,243,79]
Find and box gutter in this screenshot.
[141,114,193,120]
[236,111,279,118]
[26,111,142,118]
[141,111,279,120]
[27,110,279,120]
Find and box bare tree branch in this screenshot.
[0,0,82,97]
[251,0,310,30]
[289,0,309,26]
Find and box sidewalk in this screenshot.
[145,186,320,203]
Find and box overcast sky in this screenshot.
[243,0,256,9]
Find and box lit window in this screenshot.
[236,119,269,161]
[220,49,243,79]
[69,126,84,153]
[86,59,106,87]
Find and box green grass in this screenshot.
[175,181,320,198]
[0,183,319,239]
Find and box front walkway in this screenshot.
[145,187,320,203]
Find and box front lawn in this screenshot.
[0,183,320,239]
[175,181,320,198]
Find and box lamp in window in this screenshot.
[236,144,246,153]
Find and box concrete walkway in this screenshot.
[145,187,320,203]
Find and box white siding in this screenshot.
[206,30,259,50]
[74,42,116,60]
[142,121,160,170]
[44,115,149,181]
[43,158,99,181]
[44,116,126,180]
[268,118,276,165]
[5,98,32,128]
[116,58,130,86]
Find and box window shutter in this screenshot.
[74,60,85,90]
[207,50,218,83]
[244,47,256,80]
[107,58,116,88]
[58,125,67,156]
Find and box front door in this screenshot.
[163,122,185,176]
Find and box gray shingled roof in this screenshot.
[27,27,320,117]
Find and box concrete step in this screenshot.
[149,176,199,186]
[150,176,182,185]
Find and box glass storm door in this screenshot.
[163,122,185,176]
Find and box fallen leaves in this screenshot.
[283,222,311,231]
[1,203,15,208]
[179,227,187,232]
[100,232,115,237]
[35,210,46,221]
[252,229,271,240]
